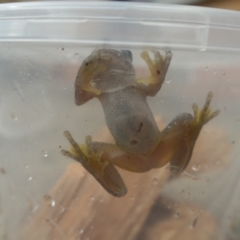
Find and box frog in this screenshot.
[61,49,220,197]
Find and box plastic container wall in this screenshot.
[0,2,240,240]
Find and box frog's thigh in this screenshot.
[151,113,194,171]
[93,142,153,173]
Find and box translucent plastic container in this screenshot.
[0,1,240,240]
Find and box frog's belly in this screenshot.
[99,88,160,155]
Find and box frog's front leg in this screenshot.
[75,51,111,100]
[151,92,220,172]
[136,50,172,96]
[61,131,127,197]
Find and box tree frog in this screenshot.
[61,49,220,197]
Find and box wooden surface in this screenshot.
[20,118,230,240]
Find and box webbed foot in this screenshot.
[137,50,172,85]
[61,131,127,197]
[170,92,220,171]
[189,92,220,139]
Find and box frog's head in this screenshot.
[74,49,136,105]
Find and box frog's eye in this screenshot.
[121,50,133,62]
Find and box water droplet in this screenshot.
[88,196,94,205]
[74,53,79,58]
[99,198,104,203]
[174,211,180,218]
[205,67,208,71]
[44,195,56,207]
[10,112,18,121]
[79,229,84,234]
[130,196,135,200]
[189,216,198,229]
[166,78,172,84]
[133,183,138,188]
[60,206,65,213]
[227,78,231,82]
[152,178,159,185]
[0,167,6,174]
[28,176,32,181]
[216,160,221,165]
[192,163,201,172]
[41,151,48,158]
[25,164,29,169]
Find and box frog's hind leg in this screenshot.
[61,131,127,197]
[152,92,220,172]
[170,92,220,171]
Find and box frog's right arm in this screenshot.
[136,50,172,96]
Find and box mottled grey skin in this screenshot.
[99,87,160,155]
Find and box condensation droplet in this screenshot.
[74,53,79,58]
[227,78,231,82]
[133,183,138,188]
[88,196,94,205]
[166,78,172,84]
[205,67,208,71]
[41,151,48,158]
[0,167,6,174]
[28,176,32,181]
[44,195,56,207]
[25,164,29,169]
[192,163,201,172]
[60,206,65,213]
[10,112,18,121]
[80,229,84,234]
[174,211,180,218]
[99,198,104,203]
[189,216,198,229]
[130,196,135,200]
[152,178,159,185]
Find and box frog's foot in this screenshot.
[61,131,127,197]
[169,92,220,172]
[137,50,172,85]
[188,91,220,139]
[192,92,220,127]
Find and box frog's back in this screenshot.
[99,87,160,155]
